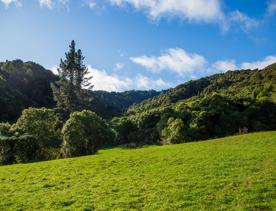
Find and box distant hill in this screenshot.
[0,60,57,122]
[0,60,160,122]
[128,63,276,114]
[90,90,160,119]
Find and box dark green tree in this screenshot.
[61,110,115,158]
[11,108,60,149]
[51,40,93,116]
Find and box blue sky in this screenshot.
[0,0,276,91]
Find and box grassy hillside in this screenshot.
[0,131,275,210]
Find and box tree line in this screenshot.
[0,41,110,165]
[1,41,276,165]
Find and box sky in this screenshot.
[0,0,276,91]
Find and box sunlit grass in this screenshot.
[0,131,275,210]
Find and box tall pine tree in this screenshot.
[51,40,93,116]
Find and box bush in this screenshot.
[161,118,185,144]
[13,135,40,163]
[11,108,60,148]
[0,135,39,165]
[110,117,137,145]
[61,110,115,158]
[0,122,12,137]
[0,136,15,165]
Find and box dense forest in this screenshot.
[0,42,275,166]
[117,63,276,145]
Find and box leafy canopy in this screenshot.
[61,110,115,158]
[11,108,60,148]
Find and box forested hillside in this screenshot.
[112,64,276,145]
[90,90,160,119]
[128,63,276,113]
[0,60,159,122]
[0,60,57,121]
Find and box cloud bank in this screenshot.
[130,48,206,76]
[50,53,276,92]
[87,66,170,91]
[1,0,260,33]
[110,0,224,23]
[0,0,21,7]
[38,0,69,8]
[108,0,260,31]
[131,48,276,75]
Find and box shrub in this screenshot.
[161,118,185,144]
[11,108,60,148]
[0,136,15,165]
[110,117,137,145]
[13,135,39,163]
[61,110,115,158]
[0,135,39,165]
[0,122,12,137]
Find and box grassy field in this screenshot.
[0,132,275,210]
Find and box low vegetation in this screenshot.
[0,132,275,210]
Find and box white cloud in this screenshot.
[39,0,53,8]
[212,60,238,72]
[240,56,276,70]
[50,65,169,91]
[110,0,224,23]
[88,2,96,9]
[135,74,169,90]
[50,55,276,92]
[131,48,276,79]
[1,0,259,33]
[108,1,261,32]
[39,0,69,9]
[50,66,59,75]
[267,0,276,15]
[130,48,207,76]
[0,0,22,7]
[229,10,259,31]
[212,56,276,73]
[83,0,97,9]
[89,66,132,91]
[88,66,169,91]
[114,63,125,71]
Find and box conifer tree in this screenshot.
[51,40,93,116]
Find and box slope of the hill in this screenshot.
[128,63,276,114]
[0,131,275,210]
[0,60,57,121]
[90,90,160,119]
[111,64,276,146]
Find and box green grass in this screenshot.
[0,132,276,210]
